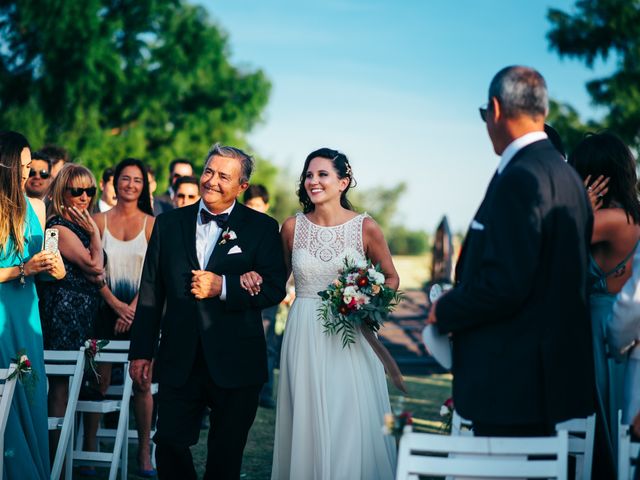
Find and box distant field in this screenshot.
[393,254,431,290]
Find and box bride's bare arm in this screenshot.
[363,217,399,290]
[280,217,296,279]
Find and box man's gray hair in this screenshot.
[488,66,548,119]
[205,143,254,183]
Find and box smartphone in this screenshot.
[44,228,59,254]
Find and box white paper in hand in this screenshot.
[422,324,452,370]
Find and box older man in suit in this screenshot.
[129,144,287,479]
[428,66,595,437]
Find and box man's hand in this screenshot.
[191,270,222,300]
[632,410,640,437]
[129,359,151,387]
[427,300,438,324]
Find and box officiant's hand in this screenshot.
[427,300,438,324]
[130,359,151,387]
[191,270,222,299]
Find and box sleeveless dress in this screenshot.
[271,213,396,480]
[588,241,638,450]
[39,216,101,350]
[0,200,50,479]
[94,215,148,340]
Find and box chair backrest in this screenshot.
[92,340,131,364]
[555,413,595,480]
[618,409,640,480]
[396,430,569,479]
[451,410,473,436]
[0,364,18,436]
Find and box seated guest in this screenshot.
[25,150,52,201]
[38,163,104,460]
[172,175,200,208]
[97,167,117,212]
[40,144,70,179]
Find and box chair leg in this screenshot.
[64,427,73,480]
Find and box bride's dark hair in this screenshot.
[297,148,356,213]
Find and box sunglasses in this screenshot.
[177,193,198,200]
[29,169,50,179]
[66,186,97,197]
[479,104,488,122]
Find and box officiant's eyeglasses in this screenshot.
[29,169,50,179]
[66,186,97,197]
[479,104,489,122]
[177,193,198,200]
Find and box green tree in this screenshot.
[0,0,271,188]
[547,0,640,151]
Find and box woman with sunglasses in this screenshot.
[0,131,65,479]
[38,163,105,459]
[87,158,156,476]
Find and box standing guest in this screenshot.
[243,184,277,408]
[155,158,194,206]
[569,132,640,450]
[148,166,172,215]
[129,144,287,479]
[172,175,201,208]
[24,151,52,200]
[271,149,404,480]
[428,66,595,437]
[37,163,103,462]
[40,144,69,179]
[0,131,65,480]
[87,158,156,476]
[97,167,117,212]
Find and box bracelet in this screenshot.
[18,261,25,287]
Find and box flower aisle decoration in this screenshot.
[439,397,454,433]
[218,227,237,245]
[318,255,404,348]
[84,339,109,381]
[8,350,37,400]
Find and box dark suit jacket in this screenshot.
[129,202,287,388]
[437,139,596,426]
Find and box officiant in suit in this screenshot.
[428,66,595,436]
[129,144,287,479]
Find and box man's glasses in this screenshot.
[66,186,97,197]
[479,104,488,122]
[177,193,198,200]
[29,169,50,179]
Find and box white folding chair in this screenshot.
[0,364,18,475]
[92,340,158,469]
[73,341,133,480]
[451,410,473,437]
[554,414,595,480]
[44,348,86,480]
[396,427,569,480]
[618,409,640,480]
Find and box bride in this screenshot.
[267,148,404,480]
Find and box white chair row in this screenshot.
[447,410,595,480]
[618,409,640,480]
[397,426,569,479]
[0,364,18,475]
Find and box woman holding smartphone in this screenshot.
[38,163,104,460]
[0,131,65,479]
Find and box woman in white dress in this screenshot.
[266,148,404,480]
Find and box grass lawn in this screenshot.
[89,372,451,479]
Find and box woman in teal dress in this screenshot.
[0,131,65,479]
[569,132,640,463]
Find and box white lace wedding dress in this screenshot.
[271,213,396,480]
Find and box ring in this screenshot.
[587,187,593,193]
[597,193,604,199]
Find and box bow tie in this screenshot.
[200,209,229,228]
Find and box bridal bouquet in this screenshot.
[317,255,403,348]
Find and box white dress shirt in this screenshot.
[98,199,113,212]
[195,199,235,300]
[497,131,548,174]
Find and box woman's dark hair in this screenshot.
[569,132,640,224]
[113,158,153,216]
[0,131,30,256]
[297,148,355,213]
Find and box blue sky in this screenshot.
[202,0,612,232]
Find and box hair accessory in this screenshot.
[0,163,10,168]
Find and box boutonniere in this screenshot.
[219,227,237,245]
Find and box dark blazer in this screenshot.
[129,201,287,388]
[437,139,596,426]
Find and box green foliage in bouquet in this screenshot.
[318,256,404,348]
